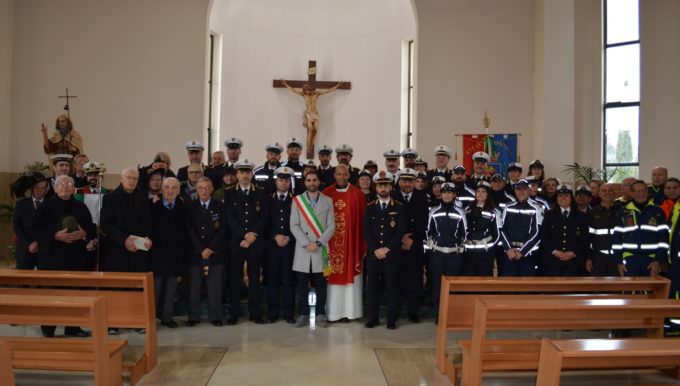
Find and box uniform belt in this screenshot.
[510,241,525,247]
[431,245,463,254]
[465,236,494,249]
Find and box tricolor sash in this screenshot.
[293,194,331,277]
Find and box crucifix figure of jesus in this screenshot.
[274,60,351,159]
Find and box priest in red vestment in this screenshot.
[323,164,366,321]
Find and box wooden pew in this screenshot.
[461,298,680,386]
[0,339,15,386]
[0,294,126,386]
[0,270,156,384]
[435,276,670,378]
[536,338,680,386]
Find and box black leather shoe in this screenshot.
[42,330,55,338]
[211,320,224,327]
[285,317,296,324]
[364,320,379,328]
[108,328,119,335]
[266,317,277,324]
[162,320,179,328]
[64,327,91,338]
[185,320,199,327]
[249,316,265,324]
[409,315,421,324]
[227,316,239,326]
[386,321,397,330]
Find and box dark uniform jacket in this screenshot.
[587,204,620,258]
[149,198,189,275]
[266,191,294,256]
[499,200,541,256]
[253,162,281,194]
[225,185,270,248]
[540,208,589,262]
[612,202,669,264]
[186,199,227,266]
[13,197,39,264]
[318,165,335,187]
[391,190,428,248]
[364,198,405,260]
[454,183,476,208]
[464,205,499,248]
[100,185,152,272]
[30,195,96,271]
[427,168,452,183]
[426,201,466,248]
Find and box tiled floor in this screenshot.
[3,314,680,385]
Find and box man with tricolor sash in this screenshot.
[290,170,336,328]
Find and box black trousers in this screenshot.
[463,249,495,276]
[154,275,178,323]
[229,244,262,317]
[15,251,37,270]
[590,252,619,276]
[542,257,581,277]
[398,247,424,317]
[366,256,399,323]
[266,251,294,320]
[296,267,327,316]
[429,250,463,317]
[188,265,223,322]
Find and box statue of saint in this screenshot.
[41,114,84,156]
[280,80,343,158]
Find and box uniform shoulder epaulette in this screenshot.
[224,185,235,191]
[368,199,379,206]
[392,199,403,206]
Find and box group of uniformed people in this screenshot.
[12,135,680,333]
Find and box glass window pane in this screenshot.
[606,0,639,44]
[605,44,640,103]
[605,166,639,183]
[605,106,639,163]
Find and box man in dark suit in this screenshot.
[316,145,335,186]
[364,170,405,330]
[391,168,428,323]
[253,142,283,194]
[540,184,589,276]
[176,140,206,183]
[185,177,226,327]
[226,160,270,325]
[12,174,48,270]
[264,167,295,323]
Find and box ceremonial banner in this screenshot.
[462,134,518,176]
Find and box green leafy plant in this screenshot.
[562,163,618,184]
[0,203,12,225]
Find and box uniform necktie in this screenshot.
[279,194,285,202]
[168,203,173,210]
[203,203,208,211]
[405,194,410,203]
[381,202,387,211]
[34,200,41,209]
[243,189,249,196]
[563,210,568,219]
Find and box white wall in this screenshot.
[639,0,680,178]
[210,0,415,165]
[414,0,535,168]
[9,0,210,173]
[0,0,12,172]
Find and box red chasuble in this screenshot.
[322,184,366,285]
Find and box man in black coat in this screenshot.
[364,171,405,330]
[30,175,97,337]
[391,168,428,323]
[225,160,270,325]
[100,168,153,273]
[149,177,188,328]
[264,167,295,323]
[12,175,48,270]
[540,184,589,276]
[186,177,227,327]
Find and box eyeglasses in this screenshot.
[188,171,203,175]
[55,182,74,188]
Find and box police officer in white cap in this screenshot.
[177,140,207,184]
[282,138,304,172]
[317,145,335,186]
[224,137,244,169]
[254,142,284,194]
[264,166,296,323]
[334,144,360,185]
[364,170,405,330]
[401,148,418,169]
[467,151,490,189]
[427,145,452,182]
[383,149,401,178]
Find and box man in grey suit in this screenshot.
[290,170,336,328]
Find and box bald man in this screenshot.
[649,166,669,205]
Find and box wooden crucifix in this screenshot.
[274,60,351,158]
[58,88,78,118]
